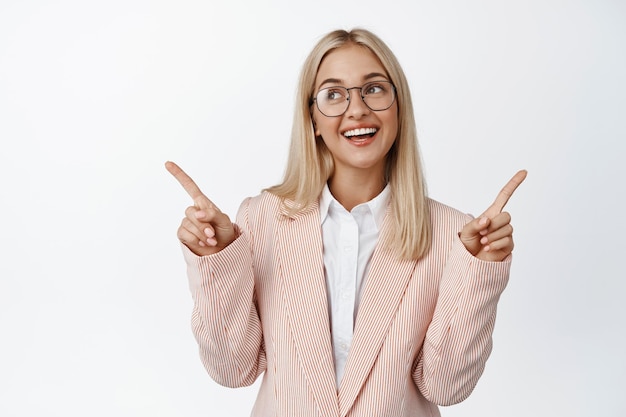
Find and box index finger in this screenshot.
[483,169,527,217]
[165,161,211,206]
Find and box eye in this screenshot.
[321,87,347,102]
[363,82,388,96]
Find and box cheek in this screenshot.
[386,108,399,138]
[314,116,340,139]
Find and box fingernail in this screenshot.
[483,245,490,252]
[479,217,488,225]
[198,240,206,247]
[207,238,217,246]
[195,211,204,219]
[480,236,488,245]
[204,228,214,238]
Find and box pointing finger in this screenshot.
[483,169,527,218]
[165,161,215,208]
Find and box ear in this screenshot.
[312,117,320,137]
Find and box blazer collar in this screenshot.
[338,206,417,416]
[276,201,340,416]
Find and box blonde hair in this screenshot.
[266,28,431,260]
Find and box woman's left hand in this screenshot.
[460,170,527,262]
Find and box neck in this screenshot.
[328,169,386,211]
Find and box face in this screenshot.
[312,44,398,180]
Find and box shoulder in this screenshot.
[246,190,283,211]
[237,191,283,221]
[236,191,318,243]
[232,192,284,242]
[239,190,315,222]
[427,197,473,232]
[244,190,318,220]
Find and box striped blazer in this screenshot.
[183,191,511,417]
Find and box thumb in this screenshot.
[194,204,233,227]
[194,207,237,248]
[459,216,490,256]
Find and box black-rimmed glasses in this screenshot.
[311,81,396,117]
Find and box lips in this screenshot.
[343,127,378,140]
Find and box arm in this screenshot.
[414,170,526,404]
[413,235,510,405]
[183,212,266,388]
[165,161,265,387]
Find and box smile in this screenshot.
[343,127,378,140]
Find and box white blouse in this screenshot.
[319,184,391,387]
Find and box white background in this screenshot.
[1,0,625,416]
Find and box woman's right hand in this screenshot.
[165,161,237,256]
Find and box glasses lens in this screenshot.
[362,81,395,111]
[316,87,349,117]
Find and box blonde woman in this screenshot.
[166,28,526,417]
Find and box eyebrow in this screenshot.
[317,72,390,89]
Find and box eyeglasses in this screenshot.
[311,80,396,117]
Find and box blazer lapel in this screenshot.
[338,210,417,416]
[277,202,339,416]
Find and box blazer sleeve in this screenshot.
[182,197,266,388]
[413,232,511,405]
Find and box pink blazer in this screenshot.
[183,191,511,417]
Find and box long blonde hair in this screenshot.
[266,28,431,260]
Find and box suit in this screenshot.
[183,191,511,417]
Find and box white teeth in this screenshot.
[344,127,377,138]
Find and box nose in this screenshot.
[345,87,370,118]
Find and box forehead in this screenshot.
[315,44,388,88]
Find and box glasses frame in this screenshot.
[311,80,397,117]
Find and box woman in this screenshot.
[166,28,526,417]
